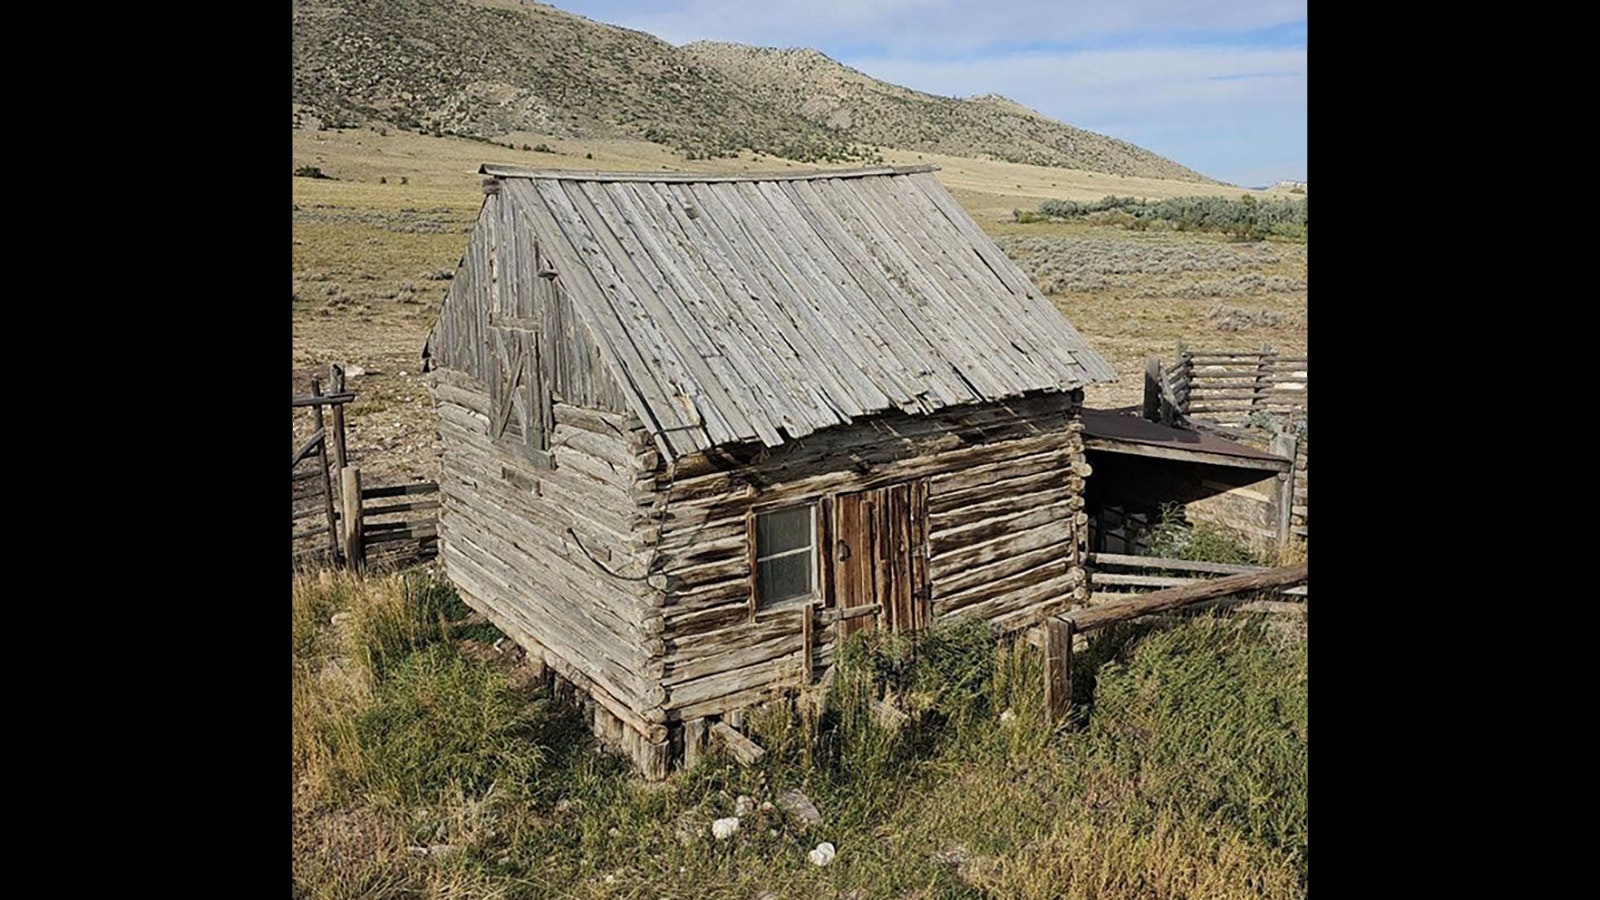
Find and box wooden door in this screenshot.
[831,480,930,638]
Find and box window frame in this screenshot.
[749,501,821,613]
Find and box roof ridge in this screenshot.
[477,164,939,182]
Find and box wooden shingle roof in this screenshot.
[483,163,1116,459]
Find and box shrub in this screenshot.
[294,165,332,180]
[1027,194,1307,240]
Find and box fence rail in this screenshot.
[1036,561,1309,723]
[293,364,438,572]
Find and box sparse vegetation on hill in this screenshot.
[293,567,1307,897]
[292,0,875,164]
[685,43,1219,183]
[291,0,1212,179]
[1020,195,1307,241]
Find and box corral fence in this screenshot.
[1145,343,1307,429]
[292,364,438,571]
[1143,343,1308,543]
[1030,559,1308,724]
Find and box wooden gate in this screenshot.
[831,480,930,638]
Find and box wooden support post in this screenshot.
[341,466,364,571]
[1143,357,1162,423]
[1270,431,1298,548]
[682,718,708,771]
[800,603,814,685]
[1043,617,1073,725]
[710,720,766,766]
[329,364,349,470]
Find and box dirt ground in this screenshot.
[292,126,1307,483]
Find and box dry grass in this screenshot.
[293,569,1308,899]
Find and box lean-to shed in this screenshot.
[422,164,1116,777]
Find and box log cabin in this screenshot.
[422,164,1117,777]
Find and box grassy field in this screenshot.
[291,125,1307,483]
[293,560,1307,899]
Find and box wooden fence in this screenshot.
[1085,552,1307,603]
[1141,343,1308,544]
[293,365,439,571]
[1145,343,1307,429]
[1035,561,1309,723]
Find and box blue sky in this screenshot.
[547,1,1307,186]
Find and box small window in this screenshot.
[754,504,817,606]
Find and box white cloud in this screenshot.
[550,1,1307,184]
[582,0,1306,52]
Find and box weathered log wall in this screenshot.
[433,372,670,764]
[647,390,1091,724]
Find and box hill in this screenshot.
[293,0,1217,180]
[685,43,1219,183]
[292,0,872,162]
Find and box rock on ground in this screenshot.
[777,789,822,828]
[711,817,740,840]
[808,841,836,866]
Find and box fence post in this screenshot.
[341,466,364,571]
[310,376,343,566]
[1270,431,1298,548]
[329,363,348,470]
[1043,617,1073,725]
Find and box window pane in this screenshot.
[757,506,812,558]
[759,552,813,604]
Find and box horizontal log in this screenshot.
[363,499,441,516]
[1089,573,1200,589]
[363,524,438,542]
[1063,563,1308,630]
[290,393,356,408]
[448,568,667,741]
[1086,552,1266,576]
[362,482,439,499]
[291,524,330,540]
[711,721,766,766]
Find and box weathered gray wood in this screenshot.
[1066,564,1309,630]
[340,466,363,570]
[481,164,939,182]
[291,430,326,468]
[289,393,356,408]
[329,364,348,469]
[710,720,767,765]
[1043,617,1072,724]
[1086,553,1265,576]
[361,483,440,500]
[682,717,709,771]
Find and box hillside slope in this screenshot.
[685,43,1218,183]
[292,0,871,162]
[293,0,1216,181]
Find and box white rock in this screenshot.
[330,612,351,626]
[734,795,756,817]
[999,709,1017,725]
[711,817,740,840]
[808,842,837,866]
[345,366,366,378]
